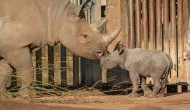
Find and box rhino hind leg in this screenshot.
[3,48,34,99]
[147,77,162,98]
[156,78,168,97]
[141,77,152,97]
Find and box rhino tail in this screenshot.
[162,54,173,84]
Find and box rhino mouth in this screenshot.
[96,51,104,58]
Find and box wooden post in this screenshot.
[170,0,178,83]
[42,46,48,86]
[155,0,162,50]
[102,68,108,83]
[148,0,155,50]
[177,85,182,93]
[54,44,61,86]
[142,0,148,49]
[177,0,185,82]
[66,50,73,86]
[124,0,129,48]
[128,0,135,48]
[135,0,141,48]
[163,0,170,55]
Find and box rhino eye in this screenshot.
[81,34,88,38]
[84,34,87,38]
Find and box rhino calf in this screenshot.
[100,41,173,97]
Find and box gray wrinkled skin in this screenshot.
[100,47,173,98]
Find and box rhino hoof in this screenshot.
[146,93,157,98]
[157,94,165,97]
[144,90,152,97]
[128,93,140,98]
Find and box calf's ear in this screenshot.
[114,41,125,54]
[118,47,124,55]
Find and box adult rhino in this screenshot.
[0,0,121,98]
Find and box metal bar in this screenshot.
[155,0,162,50]
[135,0,141,48]
[142,0,148,49]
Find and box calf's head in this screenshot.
[100,41,125,69]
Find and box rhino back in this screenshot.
[0,0,70,49]
[124,48,168,76]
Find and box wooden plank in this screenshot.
[148,0,155,50]
[102,68,108,83]
[177,0,185,82]
[42,46,48,86]
[66,50,73,86]
[135,0,141,48]
[183,0,190,83]
[163,0,170,55]
[141,0,148,49]
[177,85,182,93]
[54,44,61,86]
[170,0,178,83]
[120,0,126,43]
[124,0,129,48]
[155,0,162,50]
[128,0,135,48]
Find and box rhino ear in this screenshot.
[114,41,125,55]
[74,0,93,18]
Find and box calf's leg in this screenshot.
[128,72,140,97]
[147,77,161,98]
[141,77,152,97]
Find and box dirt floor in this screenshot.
[0,90,190,110]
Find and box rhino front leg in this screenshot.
[4,48,34,98]
[128,72,140,97]
[0,59,12,95]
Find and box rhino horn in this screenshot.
[74,0,92,18]
[102,27,122,45]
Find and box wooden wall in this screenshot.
[106,0,189,84]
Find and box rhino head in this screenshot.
[57,0,121,59]
[100,41,125,69]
